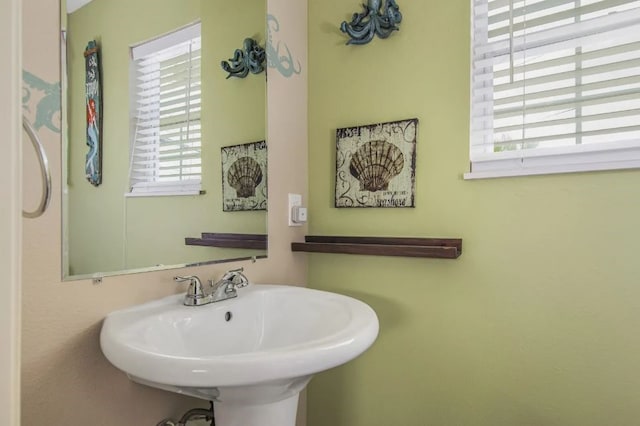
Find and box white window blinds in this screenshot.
[469,0,640,178]
[129,23,202,195]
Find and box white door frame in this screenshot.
[0,0,22,424]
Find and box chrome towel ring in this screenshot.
[22,116,51,219]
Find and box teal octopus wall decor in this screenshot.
[221,38,266,79]
[340,0,402,45]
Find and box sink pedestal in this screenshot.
[130,375,311,426]
[210,377,311,426]
[215,394,299,426]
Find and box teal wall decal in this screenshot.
[22,70,61,134]
[266,14,301,78]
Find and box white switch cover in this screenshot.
[288,193,303,226]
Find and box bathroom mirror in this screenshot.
[61,0,267,280]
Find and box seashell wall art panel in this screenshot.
[335,118,417,208]
[221,140,267,211]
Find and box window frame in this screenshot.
[467,0,640,179]
[127,22,203,196]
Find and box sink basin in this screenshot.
[100,284,379,426]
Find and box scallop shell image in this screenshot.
[349,140,404,192]
[227,156,263,198]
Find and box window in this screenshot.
[469,0,640,179]
[128,23,202,195]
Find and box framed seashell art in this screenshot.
[221,140,268,211]
[335,118,417,208]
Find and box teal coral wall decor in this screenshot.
[340,0,402,45]
[221,38,266,79]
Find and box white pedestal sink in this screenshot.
[100,284,379,426]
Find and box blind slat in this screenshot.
[475,6,640,59]
[489,87,640,119]
[481,107,640,135]
[488,0,635,39]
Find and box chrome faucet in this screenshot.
[209,268,249,303]
[174,268,249,306]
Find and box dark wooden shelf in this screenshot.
[291,236,462,259]
[185,233,267,250]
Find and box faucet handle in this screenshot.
[221,268,249,288]
[174,276,207,305]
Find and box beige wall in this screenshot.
[307,1,640,426]
[21,0,307,425]
[1,0,22,424]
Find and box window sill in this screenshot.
[464,159,640,180]
[125,189,205,198]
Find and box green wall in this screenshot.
[66,0,266,275]
[307,2,640,426]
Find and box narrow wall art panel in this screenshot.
[221,140,268,212]
[335,118,417,208]
[84,40,102,186]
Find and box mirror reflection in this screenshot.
[62,0,267,280]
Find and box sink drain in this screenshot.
[225,311,232,322]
